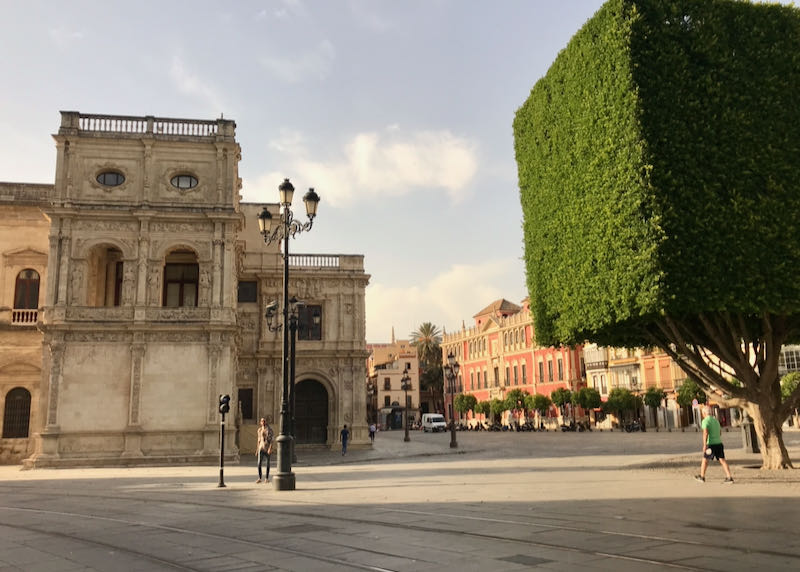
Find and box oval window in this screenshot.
[96,171,125,187]
[170,174,198,189]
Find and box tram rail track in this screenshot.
[2,482,796,571]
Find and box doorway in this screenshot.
[294,379,328,444]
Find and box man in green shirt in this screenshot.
[695,406,734,484]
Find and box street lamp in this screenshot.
[401,366,411,442]
[366,380,377,425]
[443,351,460,449]
[258,178,320,491]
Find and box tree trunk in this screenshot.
[749,405,793,469]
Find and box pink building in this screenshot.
[442,298,583,425]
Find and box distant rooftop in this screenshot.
[473,298,522,318]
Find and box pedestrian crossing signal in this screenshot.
[219,394,231,415]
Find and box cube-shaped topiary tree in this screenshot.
[514,0,800,468]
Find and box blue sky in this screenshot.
[1,0,612,341]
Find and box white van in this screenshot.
[422,413,447,433]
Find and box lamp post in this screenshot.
[258,178,320,492]
[401,367,411,442]
[443,351,460,449]
[366,380,377,425]
[266,297,302,463]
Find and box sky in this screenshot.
[0,0,611,342]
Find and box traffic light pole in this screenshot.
[218,412,226,488]
[217,394,230,488]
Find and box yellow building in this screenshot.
[367,336,420,431]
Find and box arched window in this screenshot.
[14,269,40,309]
[3,387,31,438]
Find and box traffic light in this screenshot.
[218,394,230,415]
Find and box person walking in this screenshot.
[256,418,273,483]
[340,424,350,455]
[368,423,376,443]
[695,406,734,484]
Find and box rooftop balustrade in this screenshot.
[58,111,236,140]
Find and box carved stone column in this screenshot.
[207,341,222,425]
[42,340,65,431]
[56,233,71,306]
[222,232,234,309]
[45,232,61,307]
[123,340,146,458]
[212,236,223,308]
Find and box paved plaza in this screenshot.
[1,428,799,571]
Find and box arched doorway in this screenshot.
[294,379,328,444]
[3,387,31,438]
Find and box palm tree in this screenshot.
[410,322,443,410]
[409,322,442,368]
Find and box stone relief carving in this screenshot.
[145,307,210,321]
[150,239,212,261]
[122,263,136,306]
[72,220,138,232]
[147,331,208,343]
[64,332,132,343]
[69,263,85,305]
[65,307,134,321]
[150,221,213,233]
[147,265,161,304]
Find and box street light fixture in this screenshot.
[401,366,411,442]
[443,351,461,449]
[258,178,320,491]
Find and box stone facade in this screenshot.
[0,184,51,463]
[0,112,369,467]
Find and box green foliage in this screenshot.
[420,362,443,393]
[454,393,477,415]
[781,372,800,401]
[643,386,666,409]
[490,398,507,417]
[550,388,572,411]
[505,388,530,411]
[528,393,552,415]
[474,400,491,416]
[603,387,636,417]
[514,0,800,347]
[675,378,707,408]
[409,322,442,368]
[574,387,602,410]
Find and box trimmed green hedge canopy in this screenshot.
[514,0,800,346]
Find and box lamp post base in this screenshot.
[272,472,296,491]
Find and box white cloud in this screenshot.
[260,40,336,83]
[243,127,478,206]
[365,259,525,342]
[347,0,392,32]
[49,27,84,48]
[169,55,228,115]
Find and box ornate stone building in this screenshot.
[0,112,369,466]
